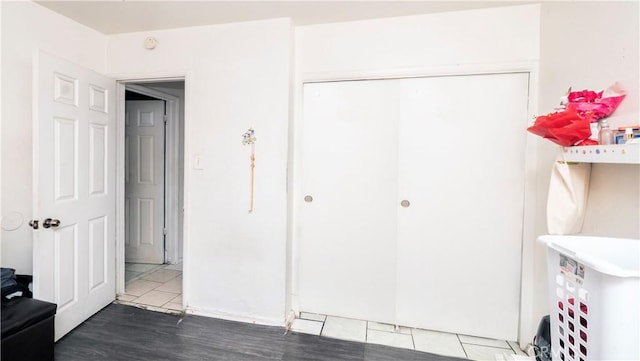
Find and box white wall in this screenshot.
[1,1,107,274]
[296,4,539,76]
[293,4,540,346]
[536,0,640,332]
[107,18,292,324]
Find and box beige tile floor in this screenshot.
[290,313,530,360]
[118,263,183,312]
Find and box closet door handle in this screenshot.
[400,200,410,208]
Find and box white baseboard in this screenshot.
[185,306,285,327]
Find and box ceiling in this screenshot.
[35,1,536,35]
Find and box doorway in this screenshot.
[119,81,185,311]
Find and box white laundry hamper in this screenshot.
[538,235,640,361]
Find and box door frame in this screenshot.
[290,61,539,346]
[114,74,190,300]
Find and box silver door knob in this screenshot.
[304,195,313,203]
[28,220,39,230]
[42,218,61,228]
[400,200,410,208]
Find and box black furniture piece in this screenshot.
[1,297,57,361]
[1,269,57,361]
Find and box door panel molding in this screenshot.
[89,123,107,196]
[88,215,108,291]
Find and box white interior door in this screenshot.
[395,73,529,340]
[32,51,116,340]
[125,100,165,264]
[297,81,399,323]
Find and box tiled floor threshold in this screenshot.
[290,312,529,360]
[116,262,184,314]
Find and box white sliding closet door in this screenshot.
[395,73,529,340]
[297,73,529,340]
[298,81,399,323]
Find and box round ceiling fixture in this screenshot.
[144,36,158,50]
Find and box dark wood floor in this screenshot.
[55,304,467,361]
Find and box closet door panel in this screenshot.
[395,73,529,340]
[298,81,399,323]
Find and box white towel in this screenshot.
[547,154,592,234]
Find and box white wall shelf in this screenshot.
[561,143,640,164]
